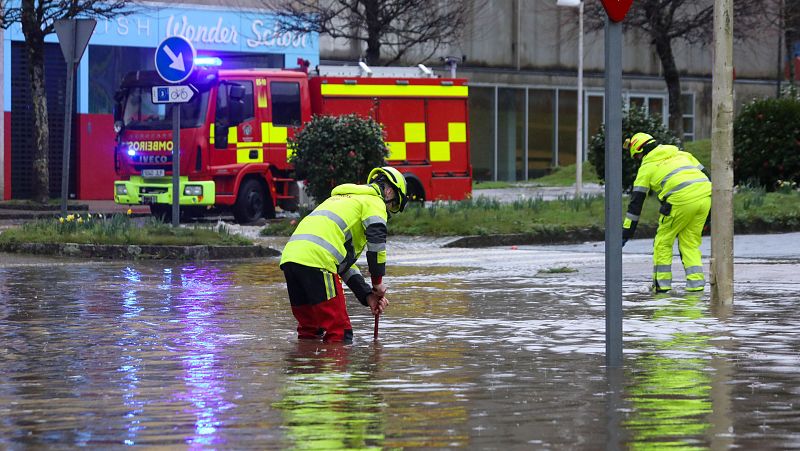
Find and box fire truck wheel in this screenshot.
[234,179,269,224]
[405,176,426,203]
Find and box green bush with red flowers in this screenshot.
[288,114,389,203]
[733,96,800,191]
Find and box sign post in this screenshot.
[600,0,632,368]
[154,36,195,227]
[55,19,96,217]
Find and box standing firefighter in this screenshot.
[280,167,408,343]
[622,133,712,293]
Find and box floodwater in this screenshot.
[1,240,799,449]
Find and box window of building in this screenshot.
[468,87,496,182]
[586,94,604,157]
[497,87,525,181]
[270,81,301,127]
[682,93,695,142]
[557,89,577,167]
[528,89,555,178]
[89,45,154,114]
[626,94,667,126]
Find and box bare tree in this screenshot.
[583,0,770,136]
[263,0,478,65]
[0,0,132,203]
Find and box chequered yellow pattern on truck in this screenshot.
[209,122,290,163]
[387,121,466,162]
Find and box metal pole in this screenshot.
[60,58,75,217]
[777,0,783,98]
[576,0,584,195]
[604,17,623,368]
[711,0,734,304]
[172,106,180,227]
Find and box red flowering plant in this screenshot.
[288,114,389,204]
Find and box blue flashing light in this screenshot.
[127,148,136,157]
[195,56,223,67]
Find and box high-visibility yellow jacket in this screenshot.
[623,144,711,239]
[280,183,388,304]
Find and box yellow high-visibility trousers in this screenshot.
[652,196,711,292]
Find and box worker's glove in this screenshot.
[372,283,387,298]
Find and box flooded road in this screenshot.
[1,237,799,449]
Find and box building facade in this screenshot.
[0,0,788,199]
[324,0,785,182]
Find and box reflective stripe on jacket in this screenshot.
[280,183,388,279]
[632,144,711,205]
[623,144,711,237]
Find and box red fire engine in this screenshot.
[112,61,472,223]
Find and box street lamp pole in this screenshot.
[576,0,584,195]
[557,0,584,195]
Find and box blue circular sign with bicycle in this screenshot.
[154,36,195,84]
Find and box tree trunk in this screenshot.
[363,0,382,65]
[654,37,684,138]
[21,3,50,203]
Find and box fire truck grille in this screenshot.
[134,165,172,173]
[140,187,168,194]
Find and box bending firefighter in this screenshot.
[622,133,712,293]
[279,167,408,343]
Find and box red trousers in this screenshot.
[281,262,353,343]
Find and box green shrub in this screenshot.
[288,114,388,203]
[587,106,681,191]
[733,96,800,191]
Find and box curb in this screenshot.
[0,211,151,220]
[441,221,800,248]
[0,203,89,211]
[0,242,280,260]
[444,229,603,248]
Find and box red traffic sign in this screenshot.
[601,0,634,22]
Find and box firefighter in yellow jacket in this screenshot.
[280,166,408,343]
[622,133,712,293]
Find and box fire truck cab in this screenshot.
[112,62,471,223]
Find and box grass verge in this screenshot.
[529,162,601,187]
[261,189,800,238]
[0,213,252,246]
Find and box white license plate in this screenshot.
[142,169,165,178]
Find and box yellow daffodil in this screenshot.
[66,214,75,222]
[127,208,132,215]
[59,217,65,224]
[77,217,83,224]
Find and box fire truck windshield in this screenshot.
[122,87,209,130]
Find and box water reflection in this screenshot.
[625,295,714,450]
[274,342,385,449]
[175,265,235,448]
